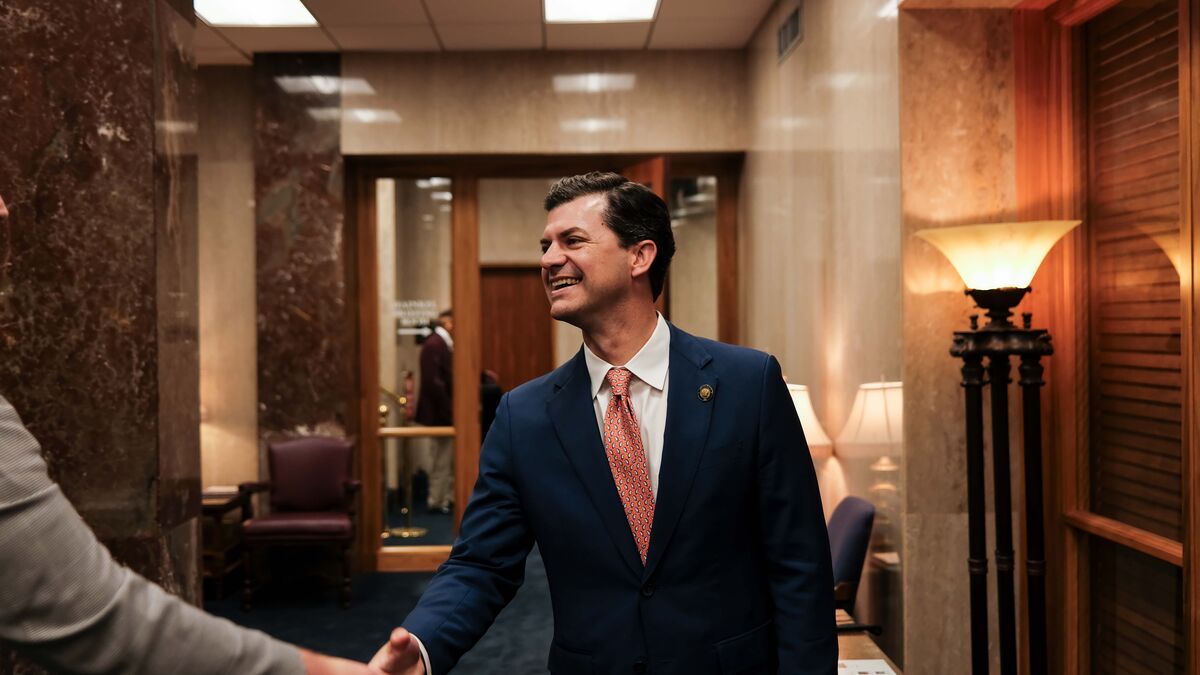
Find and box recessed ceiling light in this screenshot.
[561,117,627,133]
[277,76,375,96]
[553,73,637,93]
[544,0,659,23]
[196,0,317,26]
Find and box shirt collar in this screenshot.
[583,313,670,400]
[434,325,453,350]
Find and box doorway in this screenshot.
[350,154,742,571]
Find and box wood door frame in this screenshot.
[348,153,743,571]
[1012,1,1197,671]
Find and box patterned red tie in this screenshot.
[603,367,656,565]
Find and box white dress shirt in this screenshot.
[583,313,671,499]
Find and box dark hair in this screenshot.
[438,309,453,320]
[544,171,675,300]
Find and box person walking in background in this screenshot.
[415,310,454,515]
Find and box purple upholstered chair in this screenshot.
[828,496,876,616]
[239,436,361,610]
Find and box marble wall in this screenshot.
[898,8,1017,672]
[254,54,352,437]
[198,66,258,488]
[0,0,201,655]
[742,0,905,631]
[341,51,747,155]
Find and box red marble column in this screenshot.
[253,54,353,438]
[0,0,200,662]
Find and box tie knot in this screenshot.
[606,367,633,397]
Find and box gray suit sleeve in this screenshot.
[0,396,304,675]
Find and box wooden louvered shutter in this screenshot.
[1086,0,1183,542]
[1083,1,1187,673]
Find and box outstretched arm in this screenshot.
[0,395,353,674]
[754,357,838,674]
[381,393,535,675]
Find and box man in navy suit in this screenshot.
[371,172,836,675]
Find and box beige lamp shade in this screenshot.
[915,220,1081,290]
[787,384,833,460]
[836,381,903,459]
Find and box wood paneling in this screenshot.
[1086,0,1185,543]
[1052,0,1125,26]
[1182,0,1199,668]
[1089,536,1186,674]
[716,169,740,344]
[1016,9,1088,672]
[377,545,450,572]
[351,163,381,571]
[1066,509,1185,565]
[378,426,455,438]
[452,172,482,530]
[480,267,554,391]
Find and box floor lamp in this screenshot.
[916,220,1080,675]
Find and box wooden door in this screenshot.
[480,266,554,390]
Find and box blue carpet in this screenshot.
[206,548,553,673]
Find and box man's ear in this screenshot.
[629,240,658,281]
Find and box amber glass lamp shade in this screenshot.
[915,220,1081,327]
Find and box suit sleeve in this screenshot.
[401,392,534,674]
[754,356,838,674]
[0,397,303,675]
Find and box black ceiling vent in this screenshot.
[777,2,804,62]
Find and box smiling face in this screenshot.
[540,193,653,329]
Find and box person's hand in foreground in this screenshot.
[300,649,373,674]
[367,628,426,674]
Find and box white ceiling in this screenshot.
[196,0,775,65]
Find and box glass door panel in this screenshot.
[375,177,456,548]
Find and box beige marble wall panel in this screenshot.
[898,9,1017,672]
[743,0,903,545]
[198,66,258,488]
[341,51,746,155]
[479,178,559,265]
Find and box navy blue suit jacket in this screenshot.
[402,325,837,674]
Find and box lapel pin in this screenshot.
[698,384,714,402]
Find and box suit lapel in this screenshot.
[547,351,643,577]
[644,326,715,579]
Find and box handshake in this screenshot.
[304,628,426,675]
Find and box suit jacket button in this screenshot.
[633,657,648,673]
[640,583,655,597]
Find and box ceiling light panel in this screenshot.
[544,0,659,23]
[552,73,637,93]
[195,0,317,26]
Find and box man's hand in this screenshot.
[299,648,371,674]
[367,628,426,675]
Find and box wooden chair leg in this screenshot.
[341,543,352,609]
[242,544,254,612]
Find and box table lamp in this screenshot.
[787,384,833,460]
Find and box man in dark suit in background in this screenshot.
[416,310,454,514]
[372,173,836,674]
